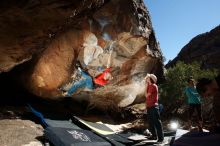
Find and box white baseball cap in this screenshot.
[145,74,157,83]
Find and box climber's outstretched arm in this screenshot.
[107,48,113,68]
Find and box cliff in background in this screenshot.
[166,25,220,70]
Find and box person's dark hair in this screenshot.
[187,78,194,83]
[75,60,88,72]
[75,61,82,69]
[196,78,212,94]
[150,78,155,84]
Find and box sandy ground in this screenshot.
[0,106,44,146]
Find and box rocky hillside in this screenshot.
[166,25,220,70]
[0,0,164,110]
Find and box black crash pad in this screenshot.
[44,127,111,146]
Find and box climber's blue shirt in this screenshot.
[185,86,201,104]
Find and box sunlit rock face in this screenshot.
[0,0,164,109]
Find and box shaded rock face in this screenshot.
[0,0,107,72]
[0,0,164,109]
[166,25,220,70]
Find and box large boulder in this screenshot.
[0,0,164,109]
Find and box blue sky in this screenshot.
[144,0,220,63]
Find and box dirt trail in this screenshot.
[0,106,44,146]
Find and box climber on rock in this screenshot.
[60,61,94,96]
[59,50,114,96]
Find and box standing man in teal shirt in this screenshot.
[185,78,203,132]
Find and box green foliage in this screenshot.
[159,61,218,105]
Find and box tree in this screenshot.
[159,61,218,107]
